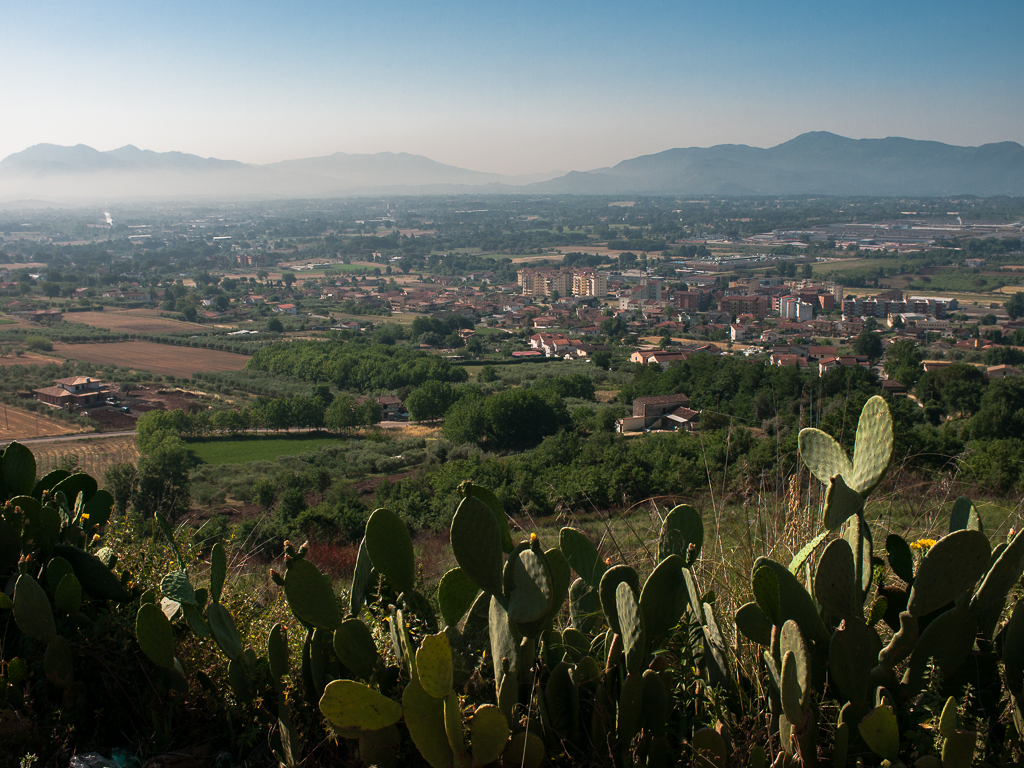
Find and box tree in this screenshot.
[852,330,884,362]
[1005,292,1024,320]
[406,381,457,422]
[268,317,285,333]
[478,365,498,383]
[592,350,612,371]
[282,272,296,289]
[133,429,192,520]
[883,339,924,387]
[325,395,358,432]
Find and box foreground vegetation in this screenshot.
[2,397,1024,768]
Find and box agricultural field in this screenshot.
[0,403,86,441]
[62,309,207,334]
[52,341,250,377]
[187,433,344,465]
[0,351,56,367]
[32,433,139,479]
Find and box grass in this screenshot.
[186,431,343,464]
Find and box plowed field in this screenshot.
[33,434,139,479]
[63,309,206,334]
[53,341,250,377]
[0,404,85,441]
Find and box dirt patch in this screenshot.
[0,404,86,441]
[52,341,250,377]
[0,352,58,367]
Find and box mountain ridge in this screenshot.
[2,132,1023,202]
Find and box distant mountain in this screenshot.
[529,132,1024,196]
[1,133,1022,202]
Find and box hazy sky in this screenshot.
[3,0,1022,175]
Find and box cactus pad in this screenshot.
[416,632,454,699]
[751,565,781,625]
[850,396,893,495]
[970,527,1024,640]
[210,542,227,604]
[503,731,544,768]
[349,538,372,616]
[814,538,857,619]
[319,679,402,732]
[903,604,977,693]
[3,441,36,496]
[658,504,703,566]
[136,602,175,669]
[885,534,915,585]
[52,543,132,602]
[44,635,74,688]
[949,496,982,534]
[559,527,607,589]
[568,578,602,634]
[858,704,899,762]
[207,601,244,662]
[545,660,579,738]
[734,602,772,646]
[599,564,641,637]
[798,427,854,488]
[470,704,509,766]
[45,556,74,594]
[616,581,645,673]
[402,679,453,768]
[268,623,289,692]
[283,557,344,630]
[752,558,829,644]
[823,474,864,530]
[364,508,416,595]
[438,567,480,627]
[54,573,82,614]
[692,727,728,768]
[333,618,380,681]
[639,554,686,642]
[14,574,56,643]
[906,529,990,617]
[506,549,553,624]
[359,724,399,768]
[451,496,505,597]
[460,481,514,553]
[161,570,197,605]
[829,617,882,705]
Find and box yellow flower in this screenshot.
[909,538,937,551]
[81,513,90,521]
[530,533,538,543]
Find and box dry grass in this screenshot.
[62,309,207,334]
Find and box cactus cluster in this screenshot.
[733,395,1024,766]
[0,440,129,707]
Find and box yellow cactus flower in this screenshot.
[909,539,937,551]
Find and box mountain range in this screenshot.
[2,132,1023,203]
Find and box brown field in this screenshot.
[0,352,58,367]
[0,405,86,441]
[63,309,207,334]
[53,341,251,377]
[33,434,139,479]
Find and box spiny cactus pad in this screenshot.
[161,570,197,606]
[136,602,175,669]
[451,496,505,597]
[283,557,344,630]
[560,527,608,590]
[268,623,289,692]
[320,679,402,732]
[3,441,37,496]
[364,508,416,595]
[616,580,645,673]
[850,396,894,495]
[903,604,977,693]
[460,481,514,554]
[658,504,703,566]
[970,527,1024,639]
[752,558,829,644]
[798,428,854,489]
[416,632,454,699]
[906,529,990,617]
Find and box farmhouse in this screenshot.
[33,377,109,409]
[617,393,700,433]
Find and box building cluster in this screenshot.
[517,268,607,299]
[840,290,956,322]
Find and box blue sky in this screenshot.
[2,0,1021,174]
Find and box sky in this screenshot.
[2,0,1022,176]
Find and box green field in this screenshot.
[186,432,342,464]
